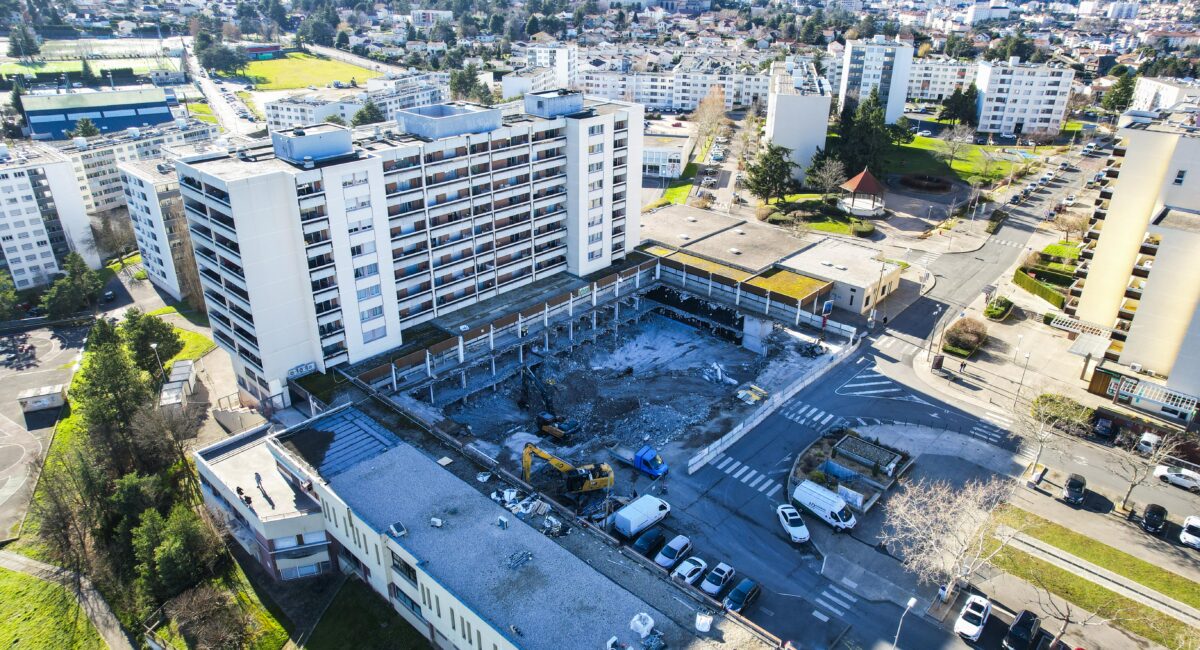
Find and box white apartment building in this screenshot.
[974,57,1073,136]
[119,159,199,303]
[0,143,100,289]
[56,118,218,215]
[500,67,557,100]
[176,91,642,407]
[839,36,914,123]
[525,44,578,89]
[907,58,977,102]
[962,1,1010,23]
[764,61,831,178]
[578,61,770,111]
[1131,77,1200,113]
[409,9,454,29]
[1072,111,1200,414]
[265,73,450,133]
[577,70,678,109]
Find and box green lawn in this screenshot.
[170,328,216,367]
[804,213,862,235]
[997,507,1200,611]
[0,567,104,650]
[991,545,1194,649]
[0,57,179,76]
[1042,241,1082,260]
[221,52,379,90]
[185,102,218,125]
[147,305,210,328]
[306,578,426,650]
[884,136,1019,183]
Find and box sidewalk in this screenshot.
[0,549,134,650]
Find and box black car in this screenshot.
[1142,504,1168,535]
[1062,473,1087,505]
[631,528,666,557]
[102,290,116,302]
[722,578,761,613]
[1003,610,1041,650]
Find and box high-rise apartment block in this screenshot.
[118,159,199,303]
[578,57,770,111]
[838,36,914,123]
[524,44,578,89]
[176,91,641,407]
[1069,110,1200,422]
[975,57,1073,136]
[764,61,832,178]
[907,58,977,102]
[1131,77,1200,113]
[0,143,100,288]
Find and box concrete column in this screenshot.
[543,303,549,328]
[794,304,802,326]
[708,276,713,297]
[429,384,435,402]
[391,364,397,390]
[765,293,772,316]
[457,336,465,363]
[518,345,524,363]
[654,261,661,280]
[614,302,620,336]
[591,282,598,307]
[569,320,574,341]
[489,324,495,350]
[490,357,496,376]
[735,284,742,306]
[635,269,642,288]
[425,350,433,377]
[460,371,466,389]
[615,275,621,298]
[517,313,524,337]
[543,329,549,349]
[592,311,598,330]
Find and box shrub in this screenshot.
[766,211,791,225]
[984,296,1013,320]
[852,222,876,237]
[694,195,714,209]
[133,269,148,281]
[1013,270,1066,308]
[945,316,988,351]
[756,205,776,220]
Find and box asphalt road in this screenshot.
[184,41,261,136]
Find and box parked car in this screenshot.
[1142,504,1168,535]
[671,557,707,584]
[632,528,667,557]
[722,578,761,613]
[1136,432,1161,455]
[1155,465,1200,492]
[654,535,693,568]
[1003,610,1041,650]
[1062,473,1087,505]
[701,563,736,596]
[1065,194,1077,206]
[776,504,810,543]
[672,121,683,127]
[917,129,932,137]
[102,290,116,303]
[1182,516,1200,549]
[954,595,991,642]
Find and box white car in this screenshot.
[671,557,707,584]
[954,594,991,641]
[701,562,736,596]
[1065,194,1077,206]
[776,504,810,543]
[918,130,933,137]
[1182,516,1200,549]
[654,534,693,568]
[1155,465,1200,493]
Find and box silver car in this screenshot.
[654,535,692,569]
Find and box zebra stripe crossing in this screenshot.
[873,334,919,356]
[837,365,907,398]
[914,251,941,266]
[992,239,1025,248]
[778,401,839,428]
[813,583,858,620]
[705,453,787,499]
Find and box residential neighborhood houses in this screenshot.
[2,0,1200,649]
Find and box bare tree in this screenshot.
[880,477,1021,597]
[810,158,847,203]
[165,584,250,649]
[1031,575,1133,649]
[1109,434,1183,511]
[692,85,727,145]
[937,125,976,169]
[1053,213,1088,242]
[1017,392,1094,470]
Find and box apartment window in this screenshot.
[1175,170,1187,186]
[588,249,603,261]
[350,241,376,256]
[588,233,603,244]
[588,143,604,154]
[588,124,604,136]
[589,198,603,209]
[588,180,603,191]
[354,263,379,279]
[363,325,387,342]
[360,305,384,322]
[587,161,603,173]
[357,284,382,300]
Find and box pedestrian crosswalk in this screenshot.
[873,334,919,356]
[970,408,1013,444]
[813,583,858,620]
[711,454,786,499]
[992,239,1025,248]
[914,251,941,267]
[837,365,906,398]
[778,400,840,429]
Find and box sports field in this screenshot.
[223,52,379,90]
[0,56,179,75]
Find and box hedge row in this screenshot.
[1013,269,1066,308]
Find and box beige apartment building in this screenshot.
[1069,109,1200,423]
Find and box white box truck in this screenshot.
[613,495,670,539]
[17,385,66,413]
[792,480,856,532]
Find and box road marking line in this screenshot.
[843,380,892,388]
[856,418,867,426]
[766,484,782,497]
[841,577,858,589]
[856,357,866,364]
[725,461,742,474]
[815,598,845,617]
[732,466,748,479]
[821,591,853,609]
[758,480,774,493]
[802,406,818,418]
[715,456,733,470]
[878,337,894,348]
[820,413,834,425]
[748,475,765,489]
[847,388,902,395]
[808,409,826,422]
[858,371,885,378]
[741,469,757,483]
[812,611,830,622]
[826,585,857,602]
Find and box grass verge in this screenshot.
[306,578,425,650]
[226,52,379,91]
[0,567,105,650]
[170,329,216,367]
[991,544,1196,649]
[147,305,210,329]
[997,507,1200,610]
[185,102,218,125]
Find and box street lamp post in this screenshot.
[1015,352,1031,408]
[150,342,166,382]
[1014,334,1023,361]
[892,596,919,650]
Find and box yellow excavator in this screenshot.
[521,443,615,493]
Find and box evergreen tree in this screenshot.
[121,308,184,378]
[8,81,23,123]
[525,14,541,36]
[840,88,889,174]
[745,144,796,205]
[80,58,96,85]
[1103,72,1135,113]
[72,117,101,137]
[7,25,40,58]
[335,30,350,48]
[351,99,385,126]
[41,252,102,317]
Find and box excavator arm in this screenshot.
[521,443,615,493]
[522,443,579,482]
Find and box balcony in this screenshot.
[1099,188,1112,201]
[1125,280,1145,299]
[1132,256,1154,278]
[1140,235,1161,255]
[1118,298,1139,319]
[1063,296,1079,316]
[1105,339,1124,362]
[1074,262,1088,279]
[1069,279,1084,297]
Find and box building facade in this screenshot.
[119,159,200,303]
[265,73,450,133]
[524,44,579,89]
[23,88,175,141]
[907,58,977,102]
[764,61,831,179]
[1131,77,1200,113]
[176,92,642,407]
[975,57,1073,136]
[838,36,914,123]
[0,143,100,289]
[57,118,218,215]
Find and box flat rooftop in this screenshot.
[198,429,320,520]
[276,408,403,478]
[639,204,811,273]
[0,142,71,170]
[780,237,901,286]
[1153,205,1200,234]
[429,272,587,334]
[118,157,177,184]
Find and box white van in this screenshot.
[791,481,857,532]
[612,495,670,539]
